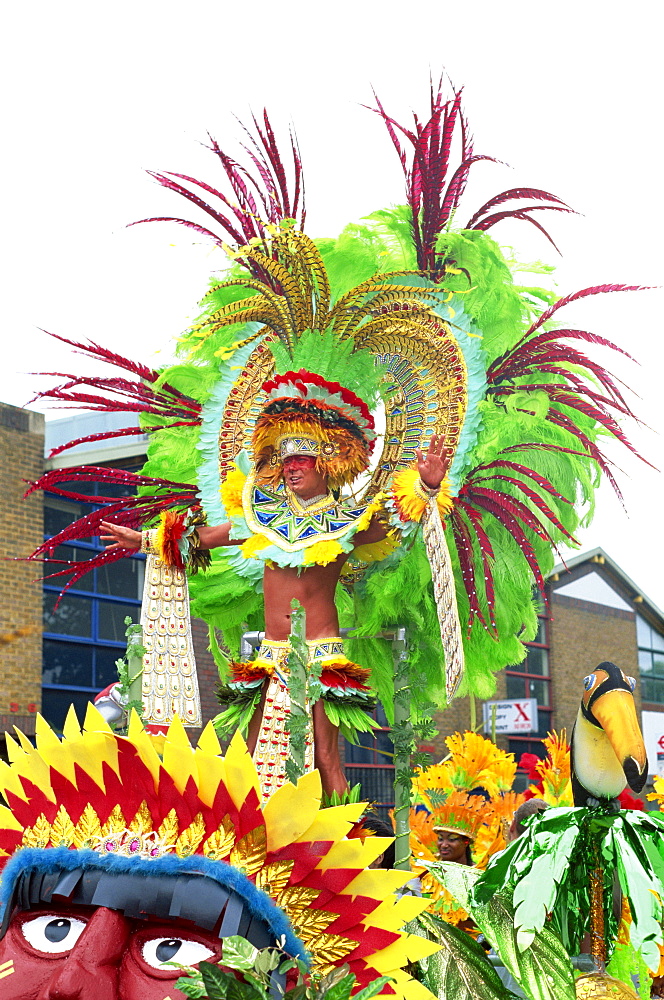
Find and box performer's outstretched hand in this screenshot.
[416,433,450,490]
[100,521,142,551]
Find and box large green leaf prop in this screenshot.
[472,807,664,974]
[428,861,576,1000]
[409,911,521,1000]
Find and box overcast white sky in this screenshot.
[3,1,663,607]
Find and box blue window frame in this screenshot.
[41,466,145,732]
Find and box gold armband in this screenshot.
[413,478,441,501]
[141,529,158,555]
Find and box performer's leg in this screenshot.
[312,700,348,797]
[246,683,267,755]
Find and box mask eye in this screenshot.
[142,936,216,970]
[21,914,87,954]
[626,675,636,691]
[583,674,596,691]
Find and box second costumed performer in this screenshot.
[101,371,450,799]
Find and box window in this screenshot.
[344,704,395,818]
[507,613,552,760]
[42,463,145,732]
[637,614,664,704]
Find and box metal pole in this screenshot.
[285,601,308,785]
[392,627,412,870]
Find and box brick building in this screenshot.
[0,402,44,738]
[431,548,664,790]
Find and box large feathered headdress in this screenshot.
[26,83,650,712]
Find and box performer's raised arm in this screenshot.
[100,519,242,556]
[415,433,451,492]
[100,521,142,551]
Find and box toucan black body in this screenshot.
[570,661,648,807]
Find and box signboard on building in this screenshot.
[483,698,538,735]
[640,711,664,777]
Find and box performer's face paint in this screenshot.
[283,456,328,499]
[0,905,222,1000]
[436,831,471,864]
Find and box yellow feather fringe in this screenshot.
[353,534,399,563]
[391,468,454,522]
[220,467,247,517]
[302,539,344,566]
[240,534,272,559]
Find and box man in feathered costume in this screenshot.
[100,416,449,796]
[27,81,648,811]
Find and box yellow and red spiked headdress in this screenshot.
[0,707,438,997]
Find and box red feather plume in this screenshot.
[486,284,655,508]
[28,333,201,459]
[369,78,570,272]
[130,112,305,288]
[24,467,201,604]
[448,454,583,631]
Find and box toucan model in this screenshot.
[571,660,648,806]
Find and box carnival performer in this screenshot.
[27,82,649,815]
[100,435,449,796]
[435,822,474,866]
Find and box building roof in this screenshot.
[44,412,148,469]
[549,547,663,630]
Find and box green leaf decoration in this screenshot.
[199,962,263,1000]
[254,948,281,976]
[321,975,356,1000]
[174,973,208,999]
[352,977,395,1000]
[511,818,583,945]
[429,861,576,1000]
[219,935,260,971]
[473,807,588,953]
[608,817,664,972]
[472,892,576,1000]
[414,911,520,1000]
[607,940,651,1000]
[284,984,308,1000]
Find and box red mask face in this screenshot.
[282,455,328,500]
[0,905,224,1000]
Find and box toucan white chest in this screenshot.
[572,708,627,799]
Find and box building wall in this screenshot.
[430,671,509,760]
[426,563,657,773]
[0,403,45,736]
[548,593,641,736]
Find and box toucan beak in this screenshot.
[591,689,648,792]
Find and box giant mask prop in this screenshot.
[0,709,435,1000]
